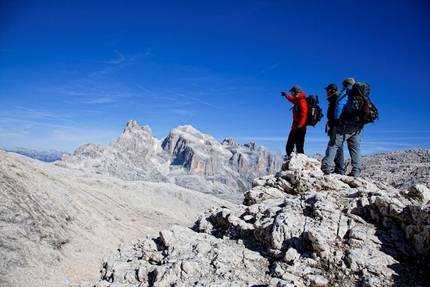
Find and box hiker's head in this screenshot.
[289,85,301,96]
[342,78,355,88]
[324,83,338,96]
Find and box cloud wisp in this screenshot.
[171,92,222,109]
[11,106,79,125]
[257,62,281,75]
[0,106,121,152]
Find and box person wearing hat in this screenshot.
[321,78,364,177]
[280,85,308,157]
[324,83,344,175]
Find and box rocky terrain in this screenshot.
[0,148,234,287]
[1,120,429,287]
[360,149,430,190]
[314,150,430,191]
[82,154,430,287]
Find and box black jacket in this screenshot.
[326,91,340,128]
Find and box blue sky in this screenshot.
[1,0,429,157]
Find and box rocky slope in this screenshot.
[0,148,234,287]
[314,149,430,191]
[55,120,283,202]
[85,154,430,287]
[360,149,430,189]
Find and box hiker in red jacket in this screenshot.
[281,85,308,157]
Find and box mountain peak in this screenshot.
[170,125,203,135]
[222,137,239,147]
[57,120,283,196]
[124,119,152,135]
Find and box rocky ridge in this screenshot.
[55,120,282,202]
[84,154,430,287]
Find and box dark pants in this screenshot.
[329,127,345,175]
[286,129,306,156]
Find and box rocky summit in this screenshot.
[1,120,430,287]
[83,153,430,287]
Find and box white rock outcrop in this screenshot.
[85,153,430,287]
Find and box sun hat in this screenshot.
[324,83,338,91]
[289,85,301,93]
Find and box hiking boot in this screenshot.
[334,168,345,175]
[283,154,293,161]
[347,173,360,177]
[322,169,332,175]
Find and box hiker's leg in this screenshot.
[285,129,296,156]
[296,130,306,154]
[346,130,362,177]
[334,142,345,175]
[321,132,344,174]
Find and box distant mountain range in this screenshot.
[8,148,69,162]
[53,120,283,202]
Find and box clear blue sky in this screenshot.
[1,0,429,156]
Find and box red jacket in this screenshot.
[283,92,308,131]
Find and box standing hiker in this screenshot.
[324,83,345,175]
[321,78,364,177]
[281,85,308,157]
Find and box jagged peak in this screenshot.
[123,119,152,135]
[244,142,260,151]
[222,137,238,147]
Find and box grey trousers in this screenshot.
[321,126,362,176]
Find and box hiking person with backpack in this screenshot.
[281,85,308,157]
[321,78,363,177]
[324,83,345,175]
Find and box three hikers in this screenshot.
[281,77,377,177]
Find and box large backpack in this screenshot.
[342,82,379,124]
[304,95,324,127]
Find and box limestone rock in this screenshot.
[0,148,233,287]
[359,149,430,190]
[87,153,429,287]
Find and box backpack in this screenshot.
[304,95,324,127]
[342,82,379,124]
